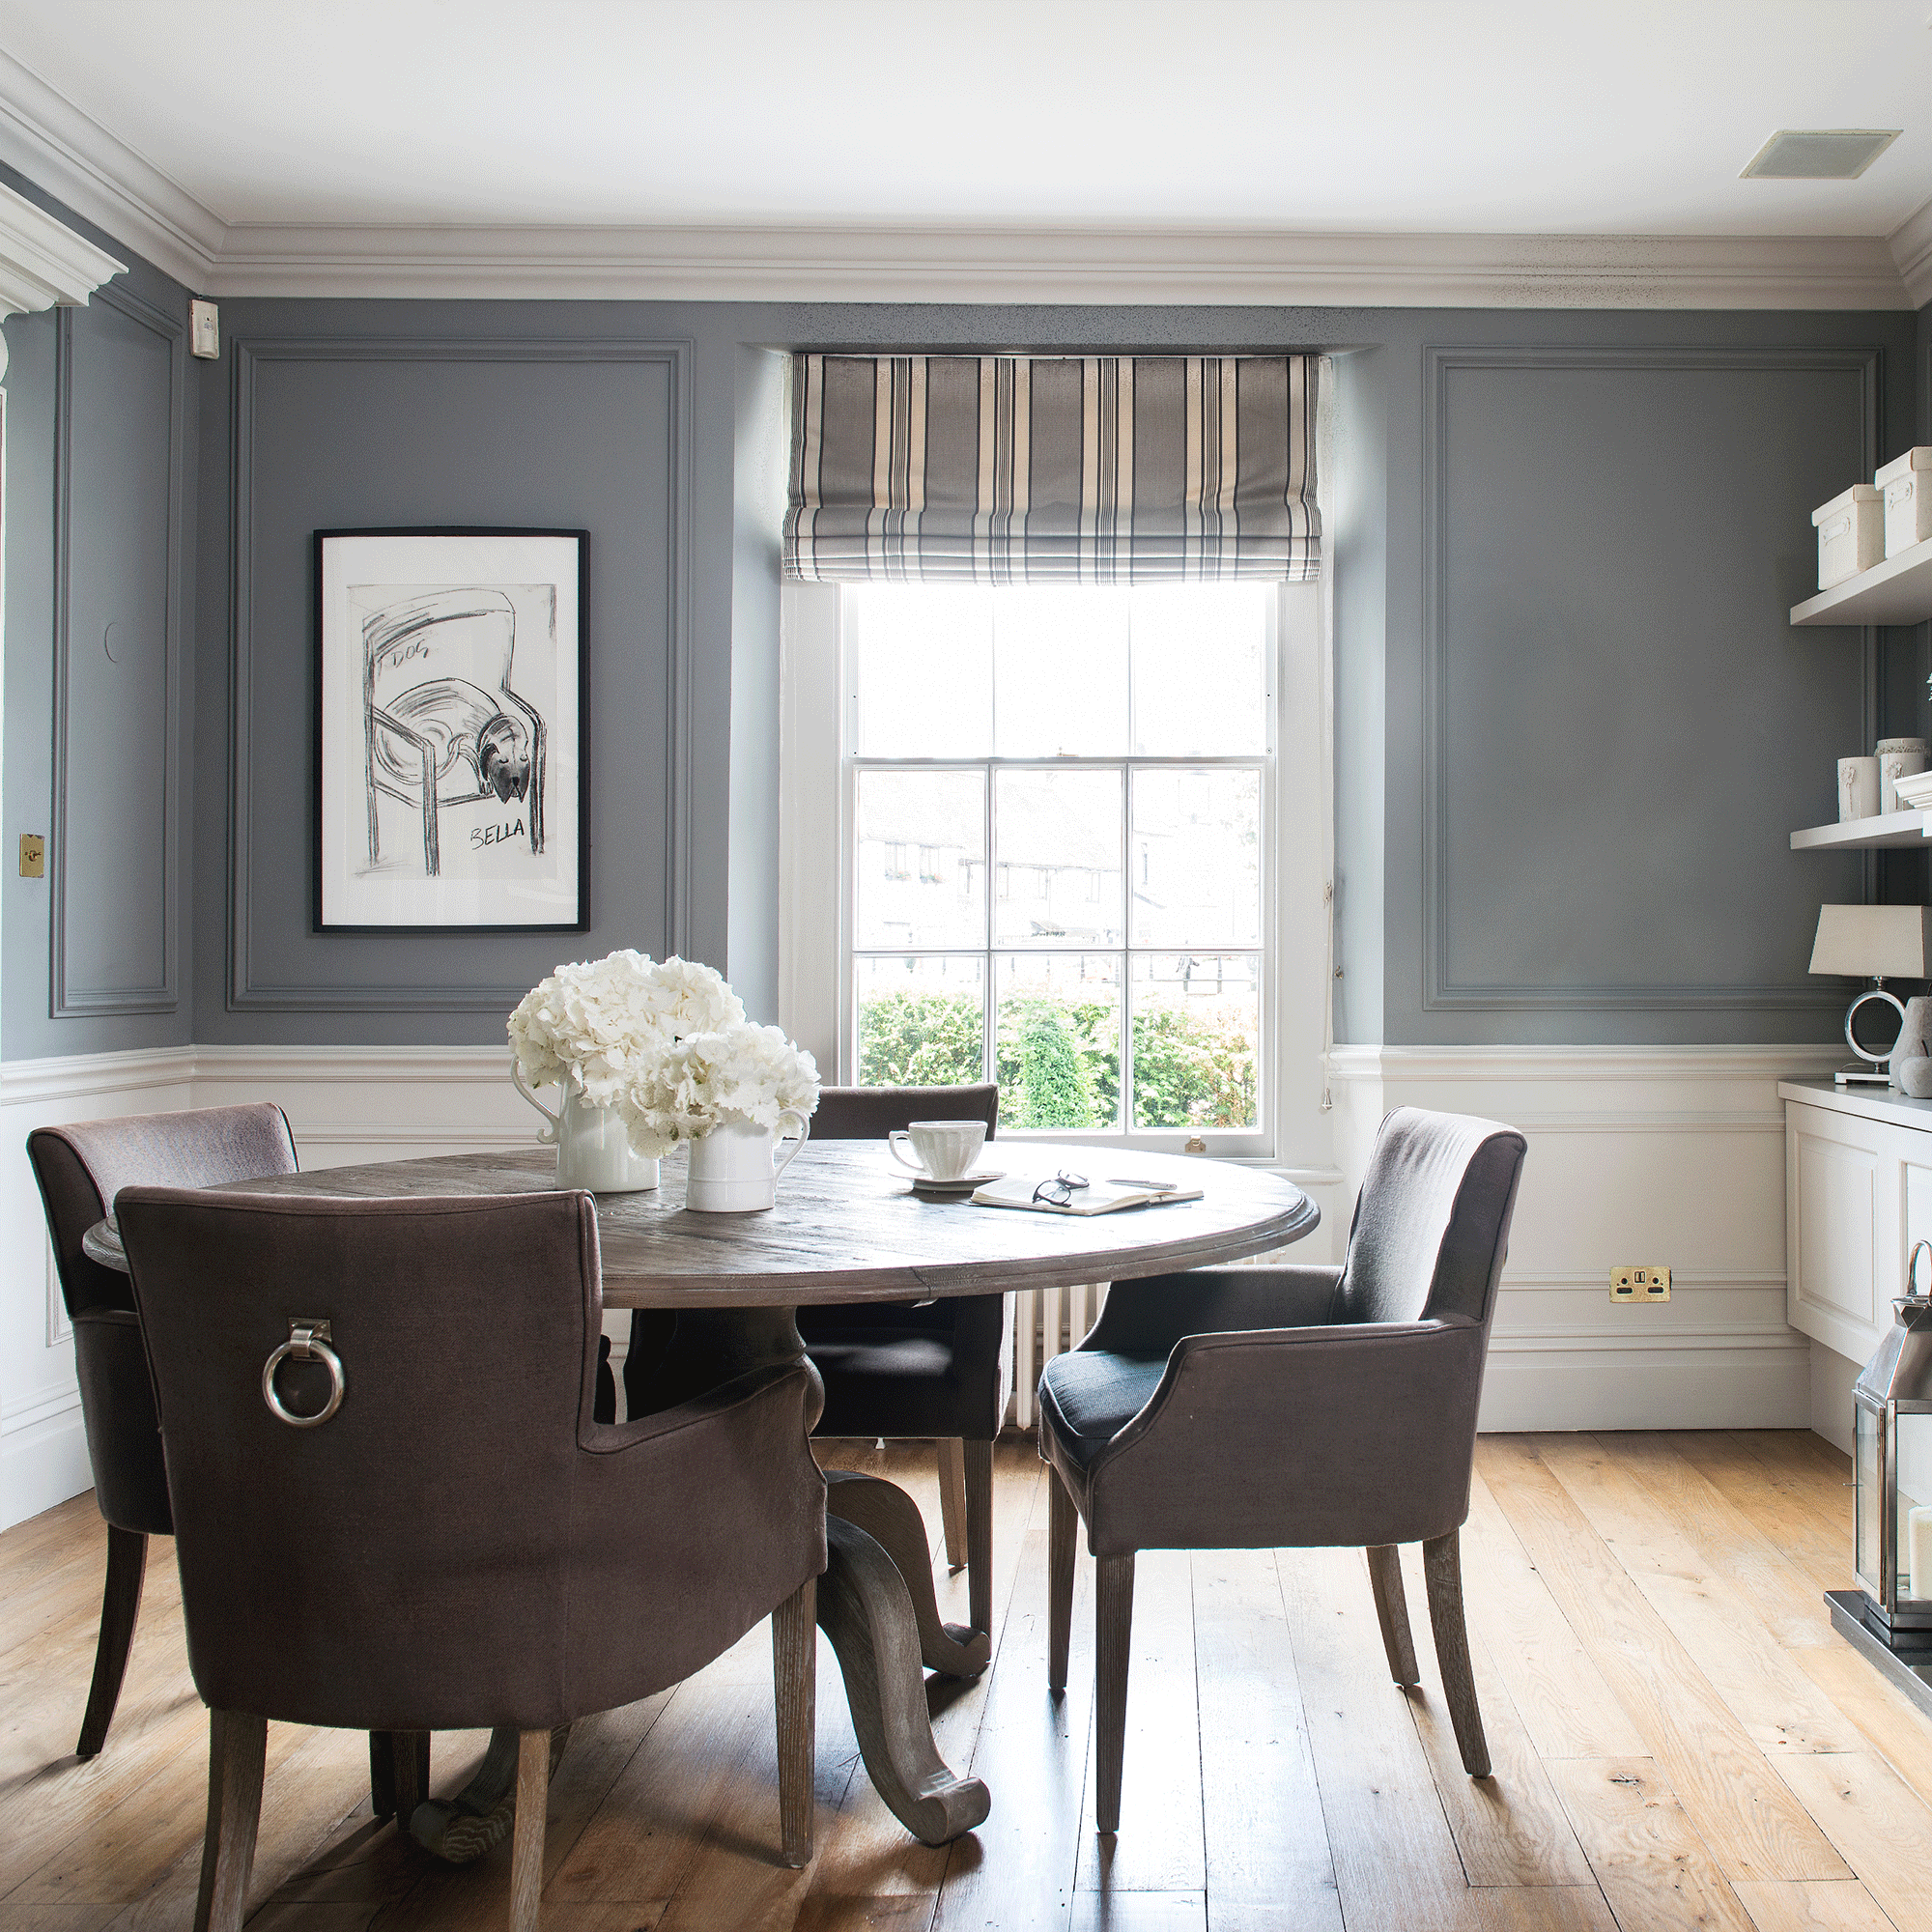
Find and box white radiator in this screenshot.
[1009,1282,1108,1430]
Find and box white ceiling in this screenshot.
[1,0,1930,304]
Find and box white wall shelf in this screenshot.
[1790,810,1932,851]
[1791,537,1932,627]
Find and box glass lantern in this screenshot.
[1853,1238,1932,1634]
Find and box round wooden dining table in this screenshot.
[86,1135,1317,1850]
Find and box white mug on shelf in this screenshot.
[1839,755,1882,821]
[888,1120,988,1182]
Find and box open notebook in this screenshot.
[970,1174,1205,1216]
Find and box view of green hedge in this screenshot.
[856,986,1255,1130]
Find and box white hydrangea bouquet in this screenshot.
[508,950,819,1208]
[617,1022,821,1154]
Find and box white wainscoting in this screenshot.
[1329,1043,1843,1432]
[1,1039,1848,1528]
[1,1047,195,1529]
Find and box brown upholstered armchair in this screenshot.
[1037,1106,1526,1833]
[792,1084,1009,1643]
[118,1185,826,1932]
[25,1103,299,1758]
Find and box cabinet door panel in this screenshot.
[1795,1128,1878,1334]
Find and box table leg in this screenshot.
[641,1306,990,1845]
[818,1515,991,1845]
[825,1471,991,1678]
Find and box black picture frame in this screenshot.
[313,526,589,933]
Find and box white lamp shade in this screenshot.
[1810,904,1932,979]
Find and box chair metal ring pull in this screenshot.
[262,1319,346,1428]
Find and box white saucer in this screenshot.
[905,1168,1004,1197]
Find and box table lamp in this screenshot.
[1810,904,1932,1086]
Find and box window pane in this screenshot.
[1130,584,1268,755]
[856,955,985,1088]
[856,769,985,950]
[992,588,1130,756]
[853,585,992,757]
[993,767,1123,948]
[1130,768,1262,948]
[995,954,1122,1130]
[1130,953,1261,1130]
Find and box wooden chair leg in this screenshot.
[1366,1544,1420,1687]
[193,1710,266,1932]
[371,1729,432,1826]
[369,1731,396,1822]
[1047,1464,1076,1693]
[963,1438,993,1637]
[1423,1529,1492,1778]
[772,1576,817,1868]
[76,1524,147,1758]
[936,1438,968,1571]
[1094,1552,1135,1834]
[509,1730,550,1932]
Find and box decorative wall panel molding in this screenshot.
[50,280,183,1017]
[1418,343,1881,1016]
[225,334,693,1011]
[0,172,123,380]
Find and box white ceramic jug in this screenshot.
[513,1067,661,1194]
[685,1113,810,1212]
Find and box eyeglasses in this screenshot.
[1033,1169,1090,1206]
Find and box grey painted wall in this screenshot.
[0,160,195,1062]
[0,155,1921,1059]
[1374,310,1918,1044]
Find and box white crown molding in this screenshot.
[0,50,1917,310]
[0,49,218,288]
[0,173,124,379]
[200,220,1917,310]
[1889,194,1932,310]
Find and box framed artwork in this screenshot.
[314,527,587,931]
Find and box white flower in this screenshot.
[507,952,746,1117]
[616,1022,821,1153]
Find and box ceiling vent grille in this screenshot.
[1740,129,1901,180]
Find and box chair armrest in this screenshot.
[562,1358,828,1711]
[1083,1264,1342,1357]
[1079,1316,1487,1554]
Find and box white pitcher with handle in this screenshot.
[512,1065,661,1194]
[685,1114,811,1212]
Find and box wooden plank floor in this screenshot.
[3,1433,1929,1932]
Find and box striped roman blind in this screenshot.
[782,353,1320,583]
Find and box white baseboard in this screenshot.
[1329,1043,1839,1434]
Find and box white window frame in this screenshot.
[781,575,1337,1179]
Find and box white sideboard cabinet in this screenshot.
[1781,1078,1932,1364]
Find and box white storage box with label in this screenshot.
[1876,447,1932,557]
[1815,484,1886,588]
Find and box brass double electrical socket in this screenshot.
[1610,1265,1671,1303]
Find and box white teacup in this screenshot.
[888,1120,987,1183]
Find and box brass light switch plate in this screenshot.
[18,834,45,878]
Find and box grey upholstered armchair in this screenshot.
[26,1103,300,1758]
[1037,1105,1527,1833]
[118,1186,827,1932]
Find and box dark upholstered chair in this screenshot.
[1038,1106,1527,1832]
[117,1186,826,1932]
[25,1103,299,1758]
[795,1084,1009,1640]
